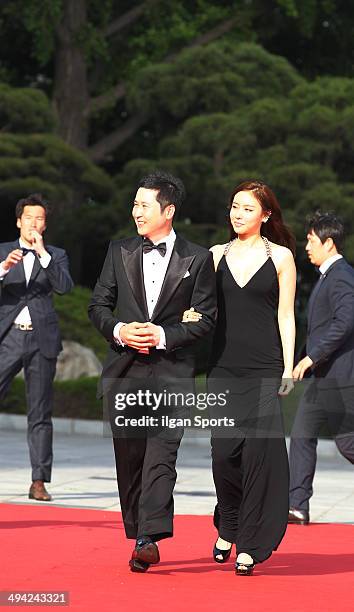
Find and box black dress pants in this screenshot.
[289,380,354,511]
[108,357,184,541]
[113,432,183,541]
[0,326,56,482]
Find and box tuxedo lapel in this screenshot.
[7,240,26,288]
[27,254,42,289]
[27,246,55,290]
[121,240,149,320]
[151,236,195,322]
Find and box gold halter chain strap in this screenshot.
[224,236,272,257]
[261,235,272,258]
[224,238,236,256]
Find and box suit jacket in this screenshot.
[306,258,354,381]
[0,240,74,358]
[88,234,217,394]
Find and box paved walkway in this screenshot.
[0,426,353,522]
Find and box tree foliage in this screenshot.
[1,0,353,161]
[0,91,115,283]
[0,84,54,132]
[113,42,354,265]
[1,1,354,290]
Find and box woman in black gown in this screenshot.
[187,180,296,574]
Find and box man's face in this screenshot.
[305,229,332,267]
[16,205,46,245]
[132,187,174,241]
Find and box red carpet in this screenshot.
[1,503,353,611]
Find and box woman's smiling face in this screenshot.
[230,190,269,237]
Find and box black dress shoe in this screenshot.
[288,508,309,525]
[129,537,160,572]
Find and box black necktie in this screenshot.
[315,263,330,279]
[21,248,37,256]
[142,239,167,257]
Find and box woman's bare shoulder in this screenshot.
[269,242,294,261]
[209,243,228,254]
[209,244,227,269]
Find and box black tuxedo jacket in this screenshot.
[0,240,74,358]
[306,258,354,381]
[88,234,217,393]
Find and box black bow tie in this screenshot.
[21,248,37,256]
[142,239,167,257]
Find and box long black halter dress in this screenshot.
[207,237,289,564]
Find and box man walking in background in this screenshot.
[89,171,216,572]
[0,194,74,501]
[289,211,354,524]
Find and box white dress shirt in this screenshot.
[0,239,51,325]
[319,254,343,276]
[114,229,177,350]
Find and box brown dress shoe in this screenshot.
[129,540,160,573]
[29,480,52,502]
[129,558,150,573]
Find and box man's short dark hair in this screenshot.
[138,171,186,213]
[307,210,345,252]
[15,193,50,219]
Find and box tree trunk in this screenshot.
[53,0,89,150]
[88,16,239,161]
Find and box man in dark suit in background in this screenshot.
[89,171,216,572]
[289,211,354,524]
[0,194,74,501]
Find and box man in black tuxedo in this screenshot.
[289,211,354,524]
[89,171,216,572]
[0,194,73,501]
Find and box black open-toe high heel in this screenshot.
[235,556,255,576]
[213,541,232,563]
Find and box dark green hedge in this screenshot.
[54,286,107,362]
[1,377,102,420]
